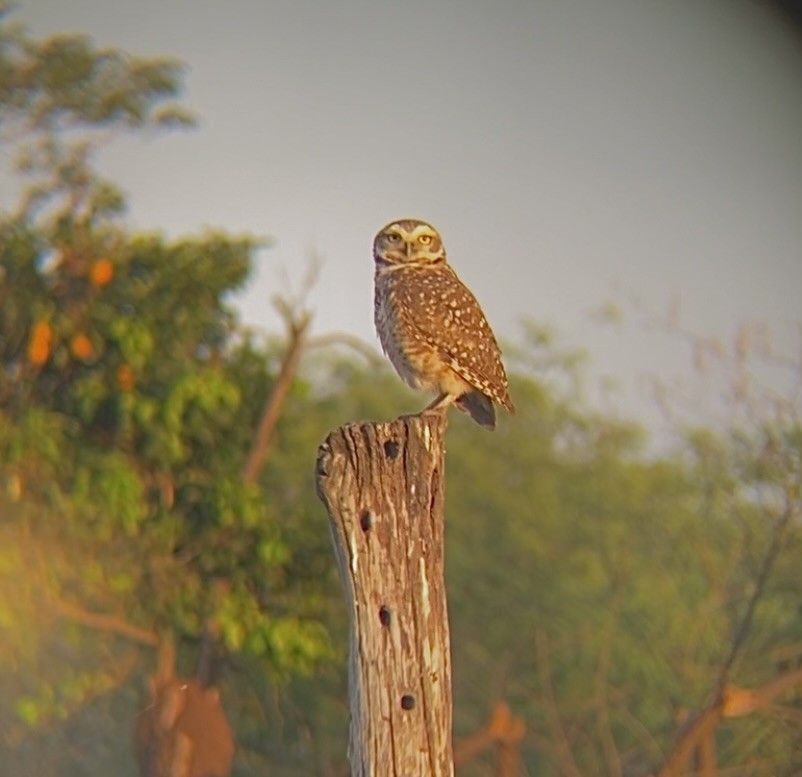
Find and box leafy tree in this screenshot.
[0,11,333,774]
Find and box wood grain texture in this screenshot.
[316,412,453,777]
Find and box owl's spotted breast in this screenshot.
[375,267,475,399]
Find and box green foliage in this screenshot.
[0,30,190,130]
[0,6,193,226]
[0,13,334,773]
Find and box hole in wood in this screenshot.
[378,606,391,627]
[383,440,400,459]
[359,511,372,531]
[400,694,416,711]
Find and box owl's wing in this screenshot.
[395,267,514,411]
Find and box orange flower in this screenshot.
[90,259,114,287]
[7,473,23,502]
[116,364,135,392]
[28,321,52,365]
[70,333,93,361]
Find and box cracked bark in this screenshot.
[315,413,453,777]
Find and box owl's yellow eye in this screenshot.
[418,234,433,245]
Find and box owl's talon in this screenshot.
[421,404,448,417]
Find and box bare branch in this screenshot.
[453,702,526,775]
[718,497,796,683]
[242,253,320,484]
[53,597,159,646]
[242,309,312,485]
[654,497,798,777]
[306,331,384,364]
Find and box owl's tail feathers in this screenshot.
[456,391,496,430]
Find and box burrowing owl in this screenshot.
[373,218,515,430]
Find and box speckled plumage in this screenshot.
[373,219,514,429]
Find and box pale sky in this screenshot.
[15,0,802,438]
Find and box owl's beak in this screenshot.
[405,242,414,259]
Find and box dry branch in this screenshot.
[242,310,311,485]
[316,412,453,776]
[654,497,797,777]
[453,702,525,776]
[53,597,159,646]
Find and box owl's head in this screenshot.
[373,219,446,269]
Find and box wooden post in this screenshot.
[315,413,454,777]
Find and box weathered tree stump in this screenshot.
[315,412,453,777]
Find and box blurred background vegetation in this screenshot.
[0,9,800,776]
